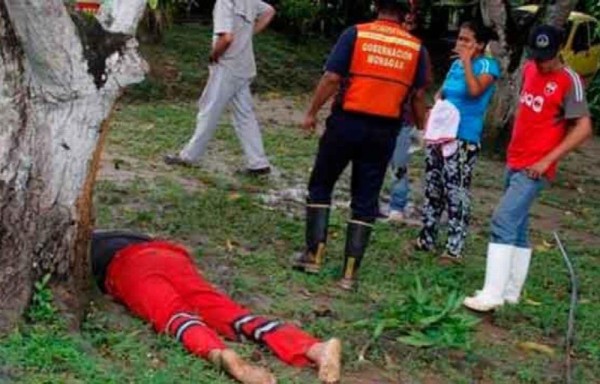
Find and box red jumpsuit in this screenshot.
[105,241,319,366]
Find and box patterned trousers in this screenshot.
[418,141,479,257]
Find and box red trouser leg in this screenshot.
[171,259,320,366]
[105,244,226,359]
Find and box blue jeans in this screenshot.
[490,169,546,248]
[389,124,414,212]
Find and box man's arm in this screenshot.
[301,26,355,133]
[411,88,427,131]
[210,33,234,63]
[254,3,275,34]
[302,72,342,132]
[411,46,432,130]
[525,116,593,179]
[210,0,234,63]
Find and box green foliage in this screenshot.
[582,0,600,131]
[27,274,59,324]
[356,277,480,350]
[276,0,320,36]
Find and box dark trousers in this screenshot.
[308,112,399,222]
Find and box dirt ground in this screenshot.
[100,94,600,249]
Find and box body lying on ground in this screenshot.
[91,230,342,384]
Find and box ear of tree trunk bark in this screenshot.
[0,0,148,334]
[480,0,577,153]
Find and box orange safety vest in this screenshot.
[343,20,421,119]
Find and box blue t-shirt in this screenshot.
[441,56,501,143]
[324,26,429,119]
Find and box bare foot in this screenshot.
[209,349,276,384]
[306,338,342,383]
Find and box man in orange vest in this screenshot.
[294,0,430,290]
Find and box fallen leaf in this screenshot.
[524,298,542,306]
[225,239,234,252]
[313,304,333,317]
[299,288,312,298]
[535,239,554,252]
[228,192,242,201]
[518,341,555,356]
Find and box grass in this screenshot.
[2,22,600,384]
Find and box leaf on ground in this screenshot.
[228,192,242,201]
[518,342,556,356]
[397,332,435,347]
[225,239,235,252]
[535,240,554,252]
[524,298,542,306]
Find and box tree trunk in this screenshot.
[480,0,577,154]
[0,0,148,334]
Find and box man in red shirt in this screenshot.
[91,230,341,384]
[463,25,593,312]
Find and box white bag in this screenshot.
[423,99,460,145]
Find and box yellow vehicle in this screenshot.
[516,5,600,80]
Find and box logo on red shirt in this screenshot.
[544,81,558,96]
[520,91,545,113]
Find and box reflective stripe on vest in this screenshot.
[343,21,421,119]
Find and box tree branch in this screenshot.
[547,0,577,28]
[4,0,92,97]
[97,0,148,35]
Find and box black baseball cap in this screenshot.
[528,25,563,61]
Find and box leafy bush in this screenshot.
[276,0,320,36]
[27,274,59,324]
[356,277,480,350]
[582,0,600,131]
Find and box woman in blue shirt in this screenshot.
[416,21,501,264]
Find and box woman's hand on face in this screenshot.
[453,44,476,63]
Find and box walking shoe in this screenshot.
[164,154,193,167]
[236,167,271,177]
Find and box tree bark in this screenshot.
[0,0,148,333]
[480,0,577,153]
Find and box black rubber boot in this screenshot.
[293,205,330,274]
[338,220,373,291]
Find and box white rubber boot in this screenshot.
[503,247,532,304]
[463,243,514,312]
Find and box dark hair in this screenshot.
[375,0,409,14]
[460,21,498,45]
